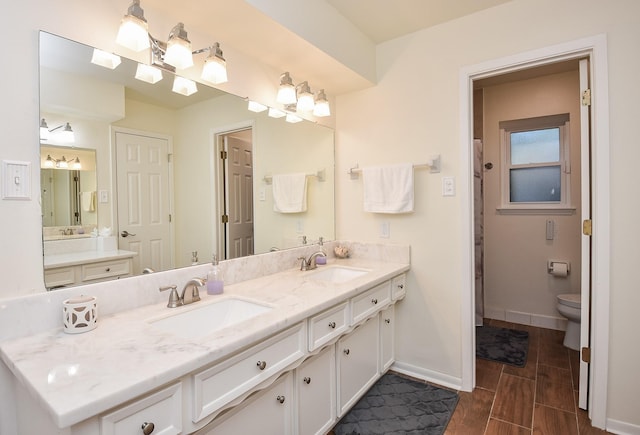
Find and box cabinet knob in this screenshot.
[385,318,391,324]
[256,360,267,370]
[343,348,350,355]
[141,422,155,435]
[371,298,378,305]
[105,267,111,272]
[398,283,404,289]
[303,377,311,384]
[328,321,336,329]
[276,395,286,404]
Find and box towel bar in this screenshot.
[348,156,440,178]
[263,169,325,184]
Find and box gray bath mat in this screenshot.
[332,372,459,435]
[476,325,529,367]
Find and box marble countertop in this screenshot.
[0,258,409,428]
[43,249,138,269]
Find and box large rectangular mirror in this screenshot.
[39,31,335,289]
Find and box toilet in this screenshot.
[556,293,581,350]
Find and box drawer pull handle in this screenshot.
[276,395,286,404]
[371,298,378,305]
[385,318,391,324]
[343,348,350,355]
[398,284,404,289]
[141,422,155,435]
[256,360,267,370]
[328,321,336,329]
[303,377,311,384]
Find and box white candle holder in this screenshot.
[63,295,98,334]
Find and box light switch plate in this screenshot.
[2,160,31,200]
[442,176,455,197]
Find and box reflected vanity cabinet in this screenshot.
[18,273,407,435]
[44,257,134,288]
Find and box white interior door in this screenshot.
[222,131,254,259]
[115,131,172,274]
[578,58,592,410]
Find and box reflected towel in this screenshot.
[363,163,414,213]
[81,191,96,212]
[272,173,308,213]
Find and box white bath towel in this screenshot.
[81,191,96,212]
[272,173,308,213]
[362,163,414,213]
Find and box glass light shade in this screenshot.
[43,155,54,168]
[285,113,303,123]
[60,123,75,143]
[72,157,82,170]
[40,119,49,141]
[313,90,331,117]
[248,101,268,112]
[296,93,315,112]
[91,49,122,69]
[202,57,227,84]
[164,36,193,69]
[135,63,163,84]
[172,76,197,96]
[57,156,69,169]
[116,15,150,52]
[277,85,296,105]
[268,108,286,118]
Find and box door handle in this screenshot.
[121,230,136,238]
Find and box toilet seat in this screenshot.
[558,293,581,309]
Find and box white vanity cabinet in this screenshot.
[337,315,380,416]
[380,304,395,371]
[296,346,336,435]
[197,372,294,435]
[44,256,134,288]
[392,273,407,300]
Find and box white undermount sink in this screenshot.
[148,297,273,339]
[308,265,371,283]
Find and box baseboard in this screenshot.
[484,307,567,331]
[606,418,640,435]
[390,361,462,391]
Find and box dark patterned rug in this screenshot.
[476,325,529,367]
[332,372,459,435]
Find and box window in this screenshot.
[499,114,573,213]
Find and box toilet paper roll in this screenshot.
[550,262,569,277]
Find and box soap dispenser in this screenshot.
[206,254,224,295]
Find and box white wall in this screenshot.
[482,70,582,327]
[335,0,640,428]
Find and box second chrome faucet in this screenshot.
[298,251,327,271]
[160,278,205,308]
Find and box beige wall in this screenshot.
[336,0,639,428]
[482,70,582,326]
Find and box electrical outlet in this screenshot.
[442,176,455,197]
[380,222,390,238]
[99,190,109,203]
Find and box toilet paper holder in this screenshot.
[547,260,570,274]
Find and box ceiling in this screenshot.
[121,0,513,95]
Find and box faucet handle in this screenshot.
[297,256,308,271]
[159,285,181,308]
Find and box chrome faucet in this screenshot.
[298,251,327,271]
[159,278,204,308]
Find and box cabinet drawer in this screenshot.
[81,259,131,282]
[392,274,406,300]
[44,266,75,288]
[192,323,306,423]
[308,302,349,351]
[100,383,182,435]
[351,281,391,325]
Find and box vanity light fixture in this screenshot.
[135,63,163,84]
[296,81,315,112]
[276,72,297,104]
[268,107,286,118]
[116,0,228,83]
[40,119,50,141]
[172,76,198,96]
[72,157,82,170]
[90,49,122,70]
[43,121,75,144]
[43,154,55,168]
[56,156,69,169]
[313,89,331,117]
[41,154,81,170]
[248,100,268,113]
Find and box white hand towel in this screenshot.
[362,163,414,213]
[272,173,308,213]
[81,191,96,212]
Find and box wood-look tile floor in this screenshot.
[445,319,611,435]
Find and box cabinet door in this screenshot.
[297,346,336,435]
[337,316,379,416]
[200,373,293,435]
[380,305,395,372]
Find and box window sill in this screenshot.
[496,206,576,216]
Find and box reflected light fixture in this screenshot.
[72,157,82,170]
[135,63,163,84]
[248,100,268,113]
[172,76,198,96]
[285,113,303,123]
[90,49,122,69]
[43,154,54,168]
[40,119,50,141]
[116,0,228,84]
[57,156,69,169]
[268,107,286,118]
[313,89,331,117]
[276,72,296,104]
[43,121,75,144]
[296,81,315,112]
[201,43,228,84]
[42,154,81,170]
